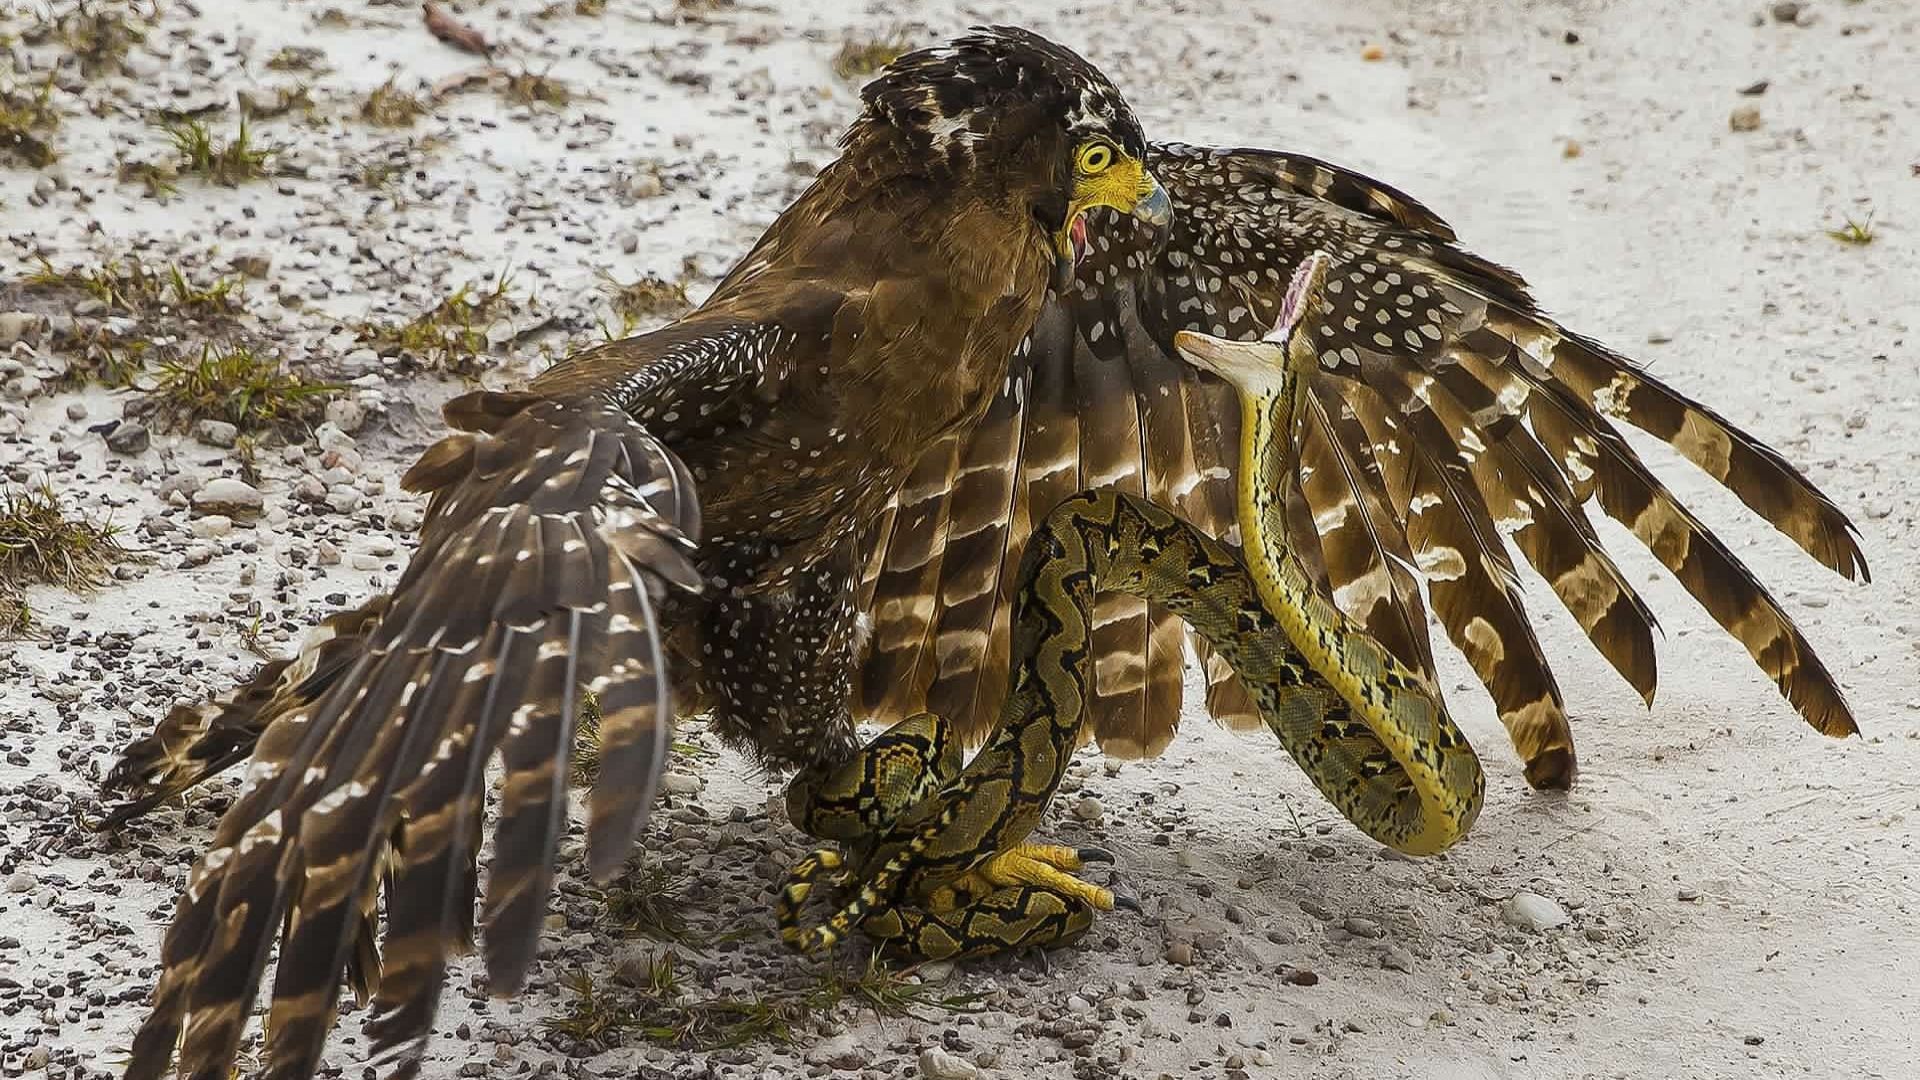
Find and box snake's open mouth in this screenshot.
[1069,215,1090,264]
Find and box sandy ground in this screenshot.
[2,1,1916,1078]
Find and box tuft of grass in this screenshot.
[49,324,149,389]
[500,67,572,108]
[355,270,518,372]
[264,46,328,74]
[115,158,178,198]
[359,77,427,128]
[0,76,61,167]
[32,0,153,76]
[571,686,606,783]
[547,952,982,1052]
[145,344,339,433]
[1827,212,1875,246]
[161,117,275,186]
[0,482,130,636]
[240,83,316,121]
[592,863,690,943]
[604,271,690,322]
[831,29,913,81]
[348,155,405,192]
[26,257,244,319]
[593,265,695,341]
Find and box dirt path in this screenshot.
[1,1,1914,1078]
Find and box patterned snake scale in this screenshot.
[780,254,1484,958]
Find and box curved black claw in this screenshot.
[1111,893,1143,913]
[1025,944,1052,976]
[1075,847,1116,865]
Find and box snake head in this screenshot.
[1172,251,1332,393]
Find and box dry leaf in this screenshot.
[423,2,491,57]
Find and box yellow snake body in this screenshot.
[780,253,1484,957]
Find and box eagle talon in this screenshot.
[1074,847,1115,865]
[1111,893,1142,913]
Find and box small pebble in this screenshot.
[190,515,233,539]
[1503,891,1569,932]
[917,1047,978,1080]
[106,420,151,455]
[194,418,239,448]
[193,477,266,518]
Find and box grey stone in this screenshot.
[105,420,150,454]
[193,418,239,448]
[324,397,367,433]
[190,515,233,538]
[661,772,702,795]
[0,311,42,347]
[229,251,273,278]
[193,477,265,518]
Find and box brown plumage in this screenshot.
[857,144,1866,788]
[112,28,1173,1080]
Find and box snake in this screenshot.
[777,253,1485,959]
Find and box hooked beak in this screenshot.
[1129,172,1172,227]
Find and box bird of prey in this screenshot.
[104,24,1866,1080]
[114,27,1172,1079]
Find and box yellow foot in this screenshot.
[957,844,1136,913]
[776,849,848,949]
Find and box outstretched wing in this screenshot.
[125,387,700,1080]
[855,142,1865,787]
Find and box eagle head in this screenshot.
[854,26,1172,289]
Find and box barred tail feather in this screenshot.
[124,391,700,1080]
[100,597,388,827]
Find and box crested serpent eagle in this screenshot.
[105,24,1862,1079]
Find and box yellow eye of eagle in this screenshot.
[1077,143,1114,174]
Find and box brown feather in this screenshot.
[101,596,389,827]
[856,142,1860,788]
[1524,376,1858,737]
[1499,322,1868,583]
[1331,380,1575,785]
[923,374,1028,729]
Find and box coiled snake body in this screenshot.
[780,254,1484,958]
